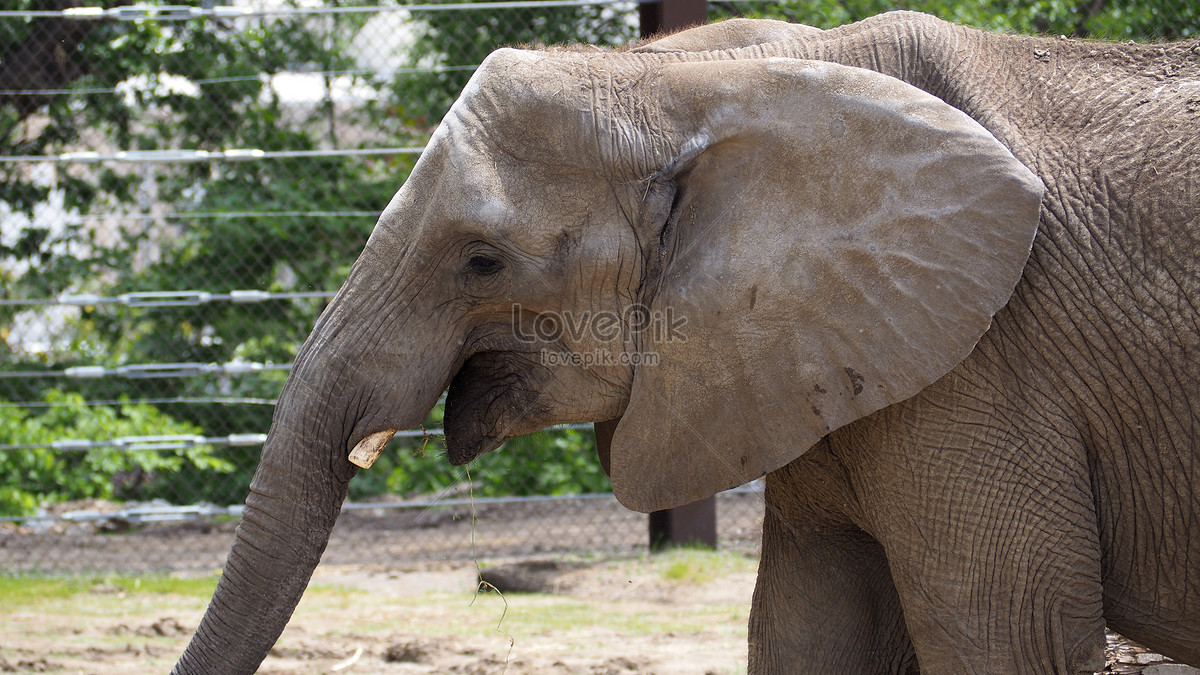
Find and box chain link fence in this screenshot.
[0,0,770,574]
[3,0,1196,574]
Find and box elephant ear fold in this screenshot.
[608,59,1043,513]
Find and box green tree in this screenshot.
[710,0,1198,39]
[0,391,233,515]
[394,3,635,124]
[2,0,408,513]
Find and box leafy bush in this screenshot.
[347,404,609,503]
[0,391,233,516]
[711,0,1198,40]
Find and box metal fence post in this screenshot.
[637,0,718,552]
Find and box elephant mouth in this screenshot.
[442,350,548,465]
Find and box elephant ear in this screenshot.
[608,58,1043,512]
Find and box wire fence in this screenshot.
[1,0,768,575]
[3,0,1196,575]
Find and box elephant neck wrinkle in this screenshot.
[784,14,1034,160]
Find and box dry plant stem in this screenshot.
[465,465,516,672]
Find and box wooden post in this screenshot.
[649,496,717,551]
[636,0,717,553]
[639,0,708,40]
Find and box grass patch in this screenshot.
[465,592,742,637]
[655,548,757,585]
[0,573,219,612]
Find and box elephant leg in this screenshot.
[837,386,1109,674]
[749,449,917,674]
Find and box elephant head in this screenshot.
[173,48,1042,673]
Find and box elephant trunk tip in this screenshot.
[348,429,398,468]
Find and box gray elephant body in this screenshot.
[641,14,1200,673]
[173,12,1199,675]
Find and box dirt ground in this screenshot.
[1,493,763,674]
[2,553,1198,675]
[1,552,758,674]
[1,492,1197,674]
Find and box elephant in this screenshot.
[172,11,1200,674]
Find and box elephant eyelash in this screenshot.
[466,254,504,276]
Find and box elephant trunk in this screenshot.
[171,349,364,674]
[170,218,454,673]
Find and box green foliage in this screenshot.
[0,391,233,516]
[477,429,610,497]
[0,1,409,511]
[2,0,410,357]
[394,3,636,124]
[710,0,1199,39]
[347,404,610,502]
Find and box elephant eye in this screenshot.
[466,254,504,276]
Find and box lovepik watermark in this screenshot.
[511,303,687,345]
[540,350,660,367]
[512,303,685,367]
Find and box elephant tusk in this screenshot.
[348,429,397,468]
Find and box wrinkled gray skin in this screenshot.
[173,12,1200,674]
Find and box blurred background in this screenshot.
[1,0,1196,573]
